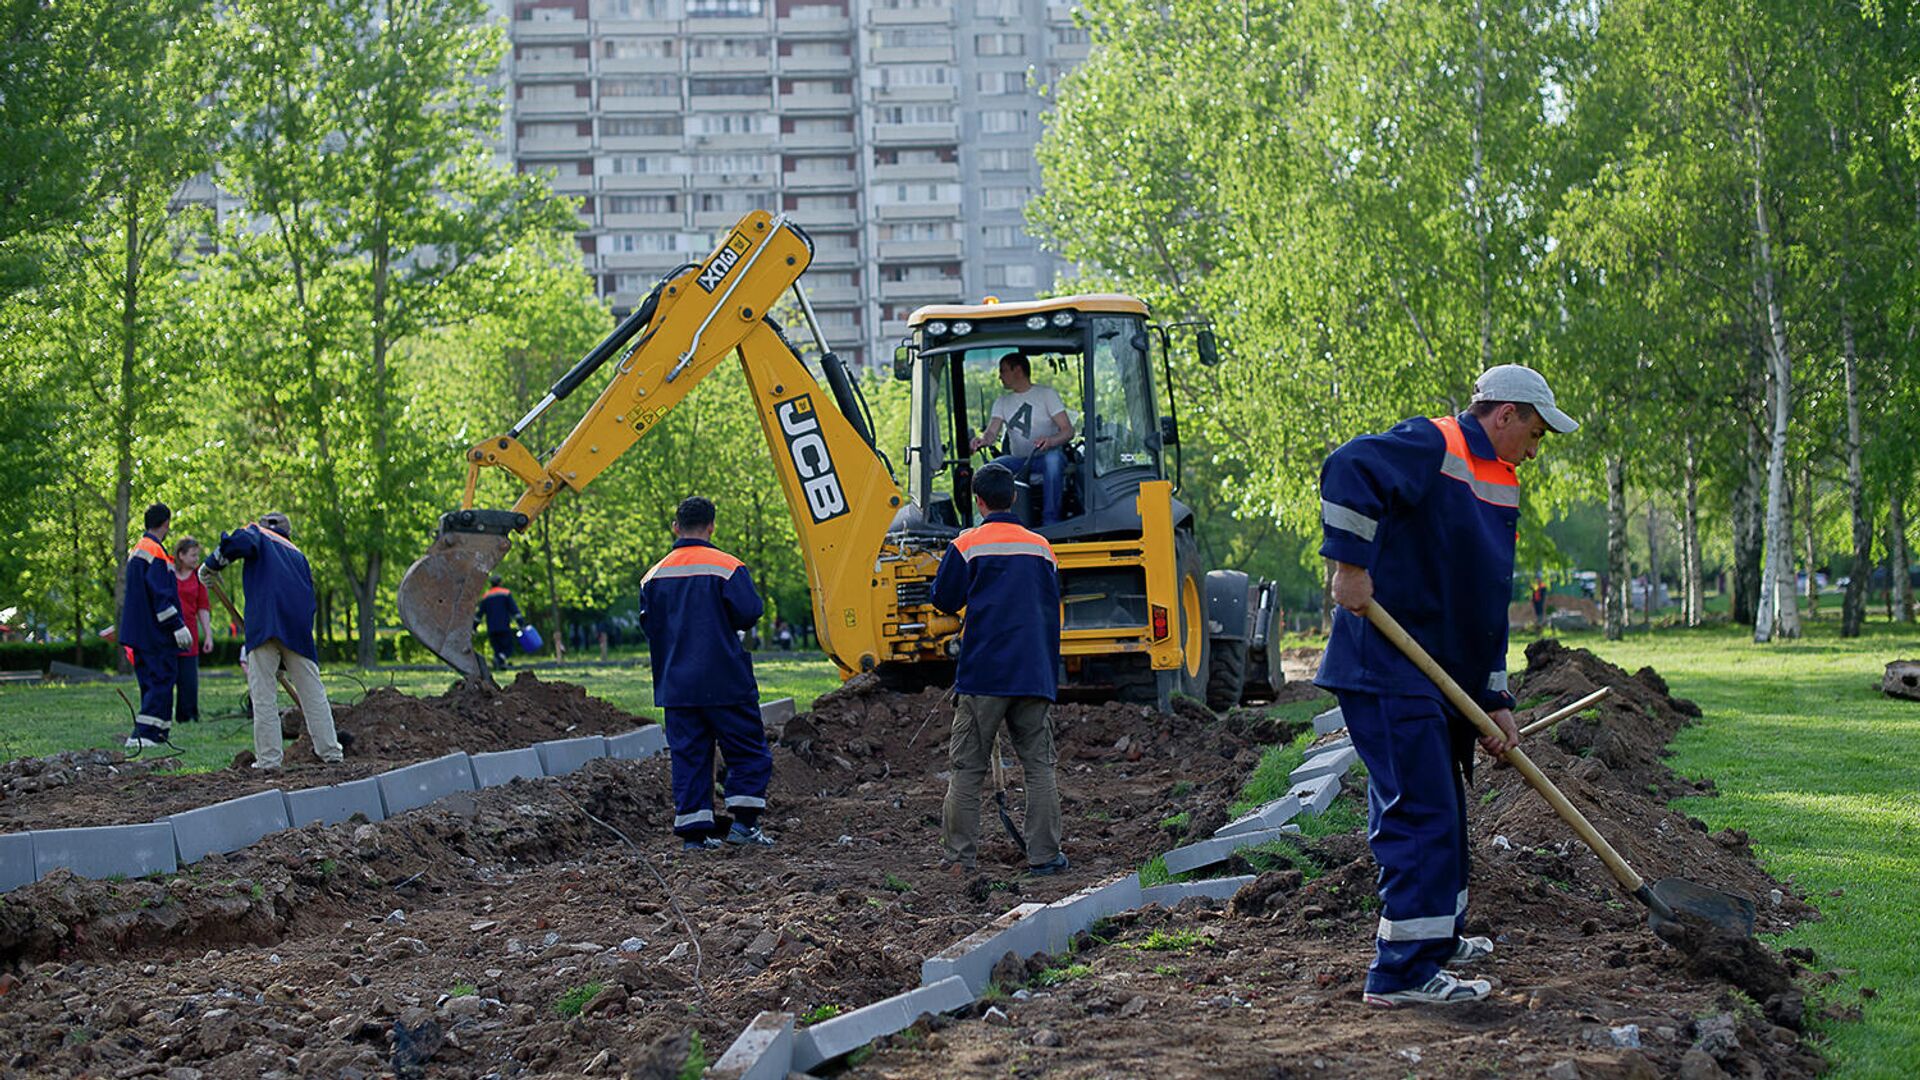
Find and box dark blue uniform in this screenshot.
[640,539,770,836]
[212,524,320,661]
[930,513,1062,699]
[1317,414,1518,995]
[122,533,186,731]
[477,586,522,665]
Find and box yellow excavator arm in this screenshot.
[397,211,906,683]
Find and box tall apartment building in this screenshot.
[496,0,1086,367]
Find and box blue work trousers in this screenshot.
[131,648,177,728]
[990,448,1066,525]
[664,703,772,837]
[174,654,201,723]
[1337,690,1470,994]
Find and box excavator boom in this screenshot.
[396,210,902,684]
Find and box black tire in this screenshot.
[1205,639,1248,711]
[1156,532,1211,710]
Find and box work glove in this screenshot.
[174,626,194,650]
[202,550,230,574]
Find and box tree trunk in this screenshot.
[1320,562,1335,634]
[1683,434,1704,626]
[1801,461,1818,617]
[1841,291,1872,636]
[541,515,564,660]
[1893,487,1913,622]
[1731,384,1766,625]
[1749,134,1801,641]
[349,556,381,669]
[1470,0,1492,370]
[109,197,142,674]
[69,485,87,664]
[1605,456,1627,641]
[1646,500,1660,619]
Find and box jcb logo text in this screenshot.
[777,395,848,523]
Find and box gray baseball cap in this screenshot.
[1471,365,1579,434]
[260,511,292,539]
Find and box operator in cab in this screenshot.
[969,354,1075,526]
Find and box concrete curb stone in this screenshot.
[1291,771,1343,815]
[31,822,177,881]
[605,726,668,761]
[708,1011,794,1080]
[1161,826,1295,876]
[283,778,386,828]
[1141,874,1257,907]
[759,697,797,735]
[469,748,544,788]
[1215,795,1302,839]
[534,737,608,778]
[1311,707,1346,735]
[792,976,972,1071]
[1303,736,1352,759]
[167,790,290,865]
[1289,745,1359,786]
[376,752,475,817]
[920,902,1049,995]
[0,831,36,894]
[1040,873,1143,953]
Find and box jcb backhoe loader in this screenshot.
[396,210,1280,710]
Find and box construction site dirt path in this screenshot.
[0,644,1829,1078]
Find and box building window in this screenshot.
[603,116,683,136]
[604,38,676,59]
[979,110,1029,134]
[981,224,1022,247]
[685,0,763,16]
[697,153,770,174]
[601,0,675,16]
[881,264,959,282]
[987,264,1038,288]
[520,122,580,141]
[873,27,944,47]
[981,186,1030,210]
[789,155,854,173]
[1050,26,1090,46]
[974,32,1026,56]
[875,104,954,125]
[975,148,1029,171]
[520,83,582,102]
[875,66,954,87]
[690,76,772,97]
[608,155,690,175]
[602,77,679,97]
[698,192,761,212]
[686,37,770,58]
[879,221,960,241]
[976,0,1019,14]
[874,182,961,204]
[975,71,1027,95]
[689,112,774,135]
[606,194,679,214]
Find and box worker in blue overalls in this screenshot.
[121,502,192,749]
[475,577,525,670]
[1316,365,1578,1008]
[640,496,775,851]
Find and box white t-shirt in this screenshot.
[990,385,1068,458]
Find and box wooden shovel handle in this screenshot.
[1362,603,1647,895]
[1519,687,1612,739]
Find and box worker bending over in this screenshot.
[203,512,344,770]
[931,463,1069,875]
[1316,365,1577,1007]
[122,502,192,749]
[641,497,776,850]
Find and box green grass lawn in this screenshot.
[0,654,846,776]
[1513,615,1920,1077]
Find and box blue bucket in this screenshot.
[517,624,543,653]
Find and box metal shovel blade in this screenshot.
[1643,876,1757,941]
[396,527,512,685]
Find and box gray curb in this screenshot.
[920,902,1050,995]
[1311,706,1346,734]
[168,790,291,865]
[469,748,545,788]
[1142,874,1257,907]
[31,822,177,881]
[792,975,973,1071]
[535,736,609,777]
[1215,794,1302,838]
[708,1011,794,1080]
[0,832,36,892]
[283,778,386,828]
[376,752,476,817]
[1161,826,1296,876]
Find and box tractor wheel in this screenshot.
[1155,532,1212,711]
[1205,639,1248,711]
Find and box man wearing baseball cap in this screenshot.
[1314,364,1577,1008]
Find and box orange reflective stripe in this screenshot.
[256,526,305,556]
[642,544,745,586]
[1429,417,1519,508]
[135,537,172,565]
[952,521,1056,563]
[484,587,512,598]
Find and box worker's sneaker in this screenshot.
[124,724,170,749]
[1026,852,1071,877]
[725,823,775,848]
[1363,971,1493,1008]
[682,837,723,852]
[1451,936,1494,965]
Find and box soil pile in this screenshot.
[0,673,654,833]
[320,670,651,760]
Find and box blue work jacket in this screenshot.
[477,587,521,633]
[1316,414,1519,714]
[931,512,1062,700]
[640,538,763,707]
[121,533,185,653]
[215,524,320,662]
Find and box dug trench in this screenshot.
[0,644,1829,1078]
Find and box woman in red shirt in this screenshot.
[173,538,215,723]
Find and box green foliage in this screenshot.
[799,1003,843,1025]
[446,982,476,999]
[1229,733,1314,817]
[1030,962,1092,987]
[1157,811,1190,834]
[881,872,913,893]
[1121,928,1203,952]
[552,981,604,1018]
[676,1031,706,1080]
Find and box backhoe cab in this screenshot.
[884,296,1280,710]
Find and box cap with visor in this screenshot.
[1471,365,1579,434]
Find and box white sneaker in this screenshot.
[123,736,165,749]
[1364,971,1493,1008]
[1451,936,1494,965]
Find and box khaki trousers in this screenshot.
[249,639,343,768]
[941,694,1062,868]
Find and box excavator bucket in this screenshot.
[396,515,517,685]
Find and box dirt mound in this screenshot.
[0,674,655,833]
[320,670,652,760]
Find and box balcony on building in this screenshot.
[872,83,959,105]
[873,201,961,221]
[866,44,953,64]
[693,207,768,229]
[777,12,852,35]
[876,239,962,260]
[599,54,681,75]
[601,172,689,191]
[548,172,597,194]
[803,285,862,305]
[519,132,594,155]
[788,206,862,232]
[1046,1,1080,20]
[871,161,960,183]
[878,278,964,302]
[597,17,679,35]
[869,122,958,145]
[778,91,855,113]
[517,95,593,117]
[603,210,687,230]
[780,127,857,150]
[598,95,684,114]
[869,4,954,24]
[783,169,858,191]
[601,134,685,152]
[777,51,854,76]
[517,56,590,77]
[879,317,912,340]
[687,94,776,113]
[510,16,589,41]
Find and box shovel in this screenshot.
[1363,602,1755,942]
